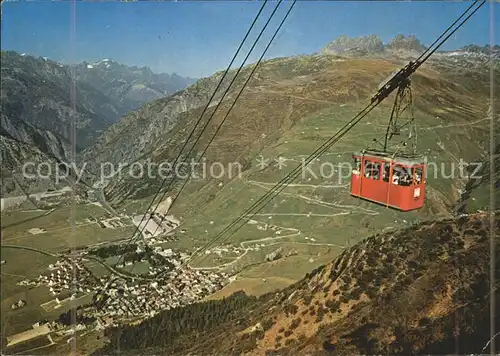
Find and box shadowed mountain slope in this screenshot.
[96,211,499,355]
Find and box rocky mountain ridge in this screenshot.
[74,58,196,113]
[321,34,499,59]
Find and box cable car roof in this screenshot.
[352,150,426,166]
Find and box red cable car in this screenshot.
[350,150,426,211]
[350,77,426,211]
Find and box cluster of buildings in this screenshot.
[18,247,229,328]
[265,247,284,262]
[132,213,180,239]
[92,267,227,318]
[5,319,89,351]
[150,213,180,234]
[143,232,179,246]
[5,197,232,350]
[93,247,228,317]
[29,259,95,297]
[202,243,244,257]
[248,220,283,233]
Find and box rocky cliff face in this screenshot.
[456,44,500,57]
[0,114,72,167]
[321,34,426,57]
[0,51,195,196]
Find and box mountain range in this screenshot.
[74,58,196,113]
[1,51,195,159]
[321,34,500,58]
[0,50,195,196]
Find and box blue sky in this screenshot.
[2,0,498,78]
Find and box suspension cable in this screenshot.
[131,0,288,248]
[145,0,297,244]
[181,0,486,268]
[95,1,270,291]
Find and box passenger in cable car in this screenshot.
[415,172,422,184]
[399,168,413,186]
[352,159,361,175]
[392,174,399,185]
[364,162,372,178]
[364,162,381,180]
[400,174,411,186]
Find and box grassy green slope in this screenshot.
[100,54,495,289]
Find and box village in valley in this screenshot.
[1,188,232,353]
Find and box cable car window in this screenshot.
[372,163,381,180]
[364,160,381,180]
[392,165,410,185]
[413,166,423,185]
[363,160,373,178]
[397,165,413,186]
[382,163,390,182]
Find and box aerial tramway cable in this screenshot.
[125,2,296,255]
[120,2,291,278]
[127,0,297,279]
[92,2,273,296]
[181,0,486,268]
[134,0,294,248]
[144,0,297,243]
[97,0,299,298]
[120,0,297,284]
[106,1,271,273]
